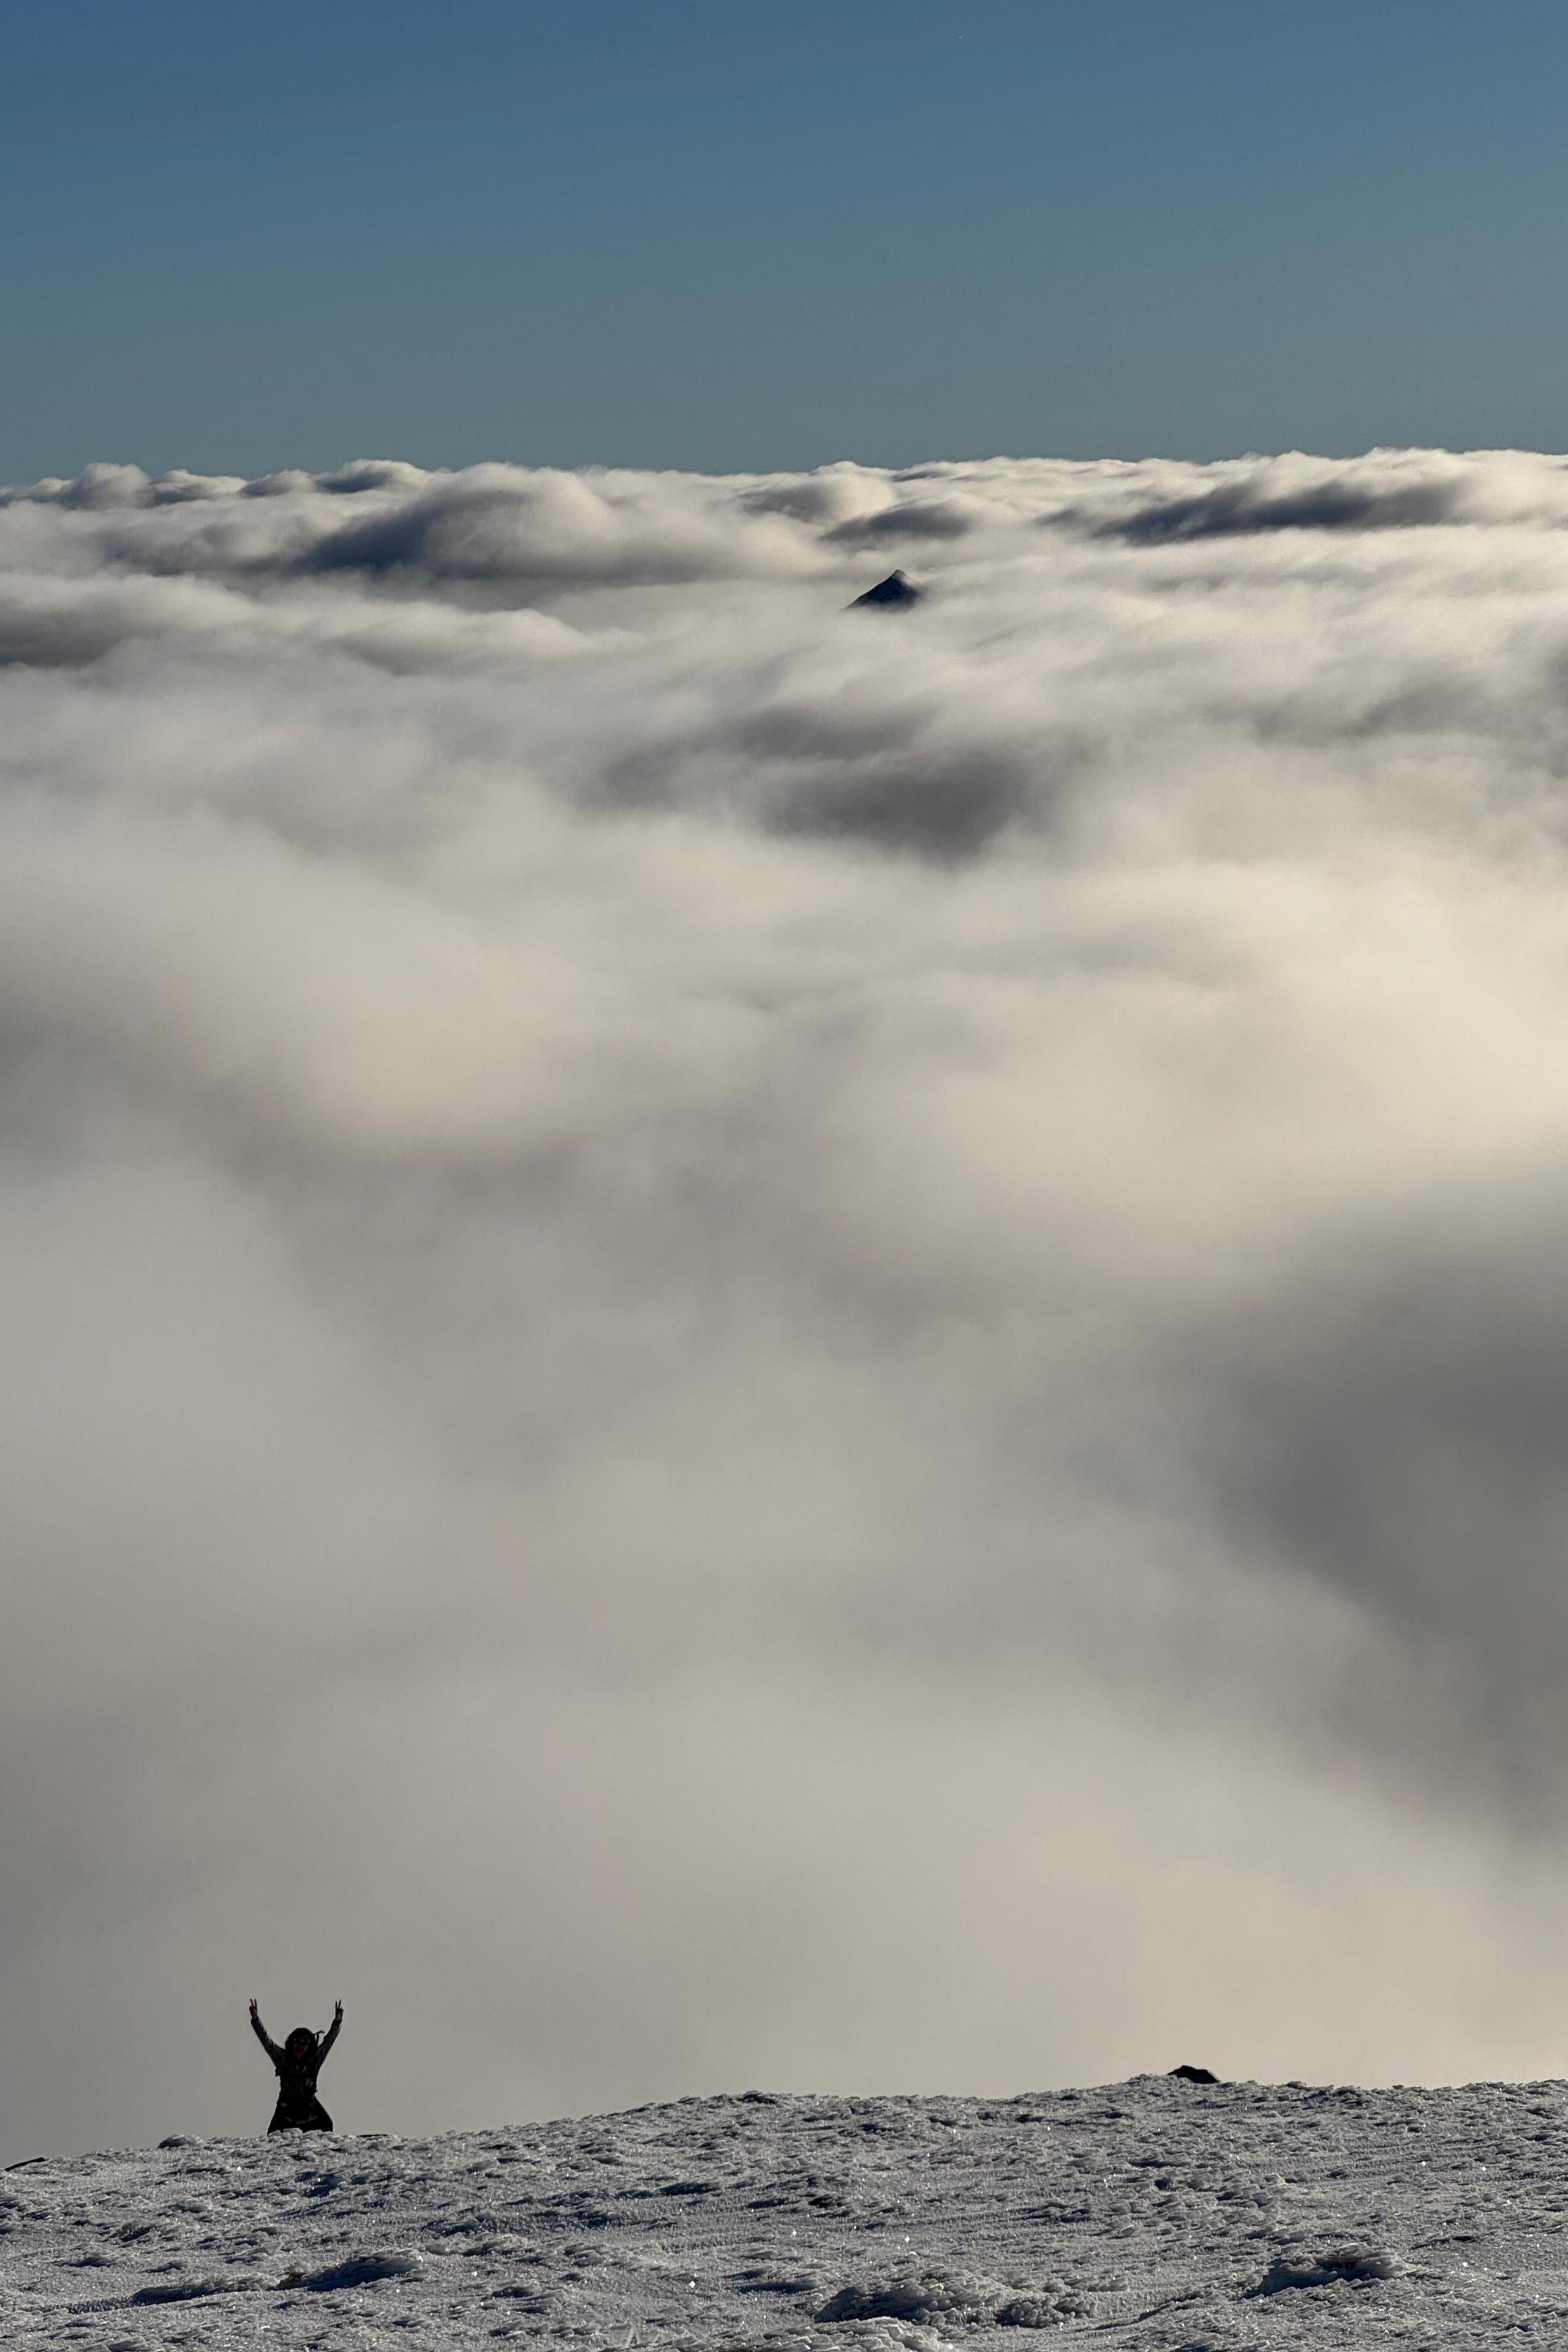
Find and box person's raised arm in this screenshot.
[249,1997,284,2065]
[316,2000,344,2067]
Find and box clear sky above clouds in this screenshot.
[6,0,1568,480]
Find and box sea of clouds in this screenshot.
[7,445,1568,2157]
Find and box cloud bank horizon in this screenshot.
[6,444,1568,2159]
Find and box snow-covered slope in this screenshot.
[9,2077,1568,2348]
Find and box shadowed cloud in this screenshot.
[4,445,1568,2158]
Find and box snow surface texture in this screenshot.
[16,450,1568,2150]
[10,2079,1568,2350]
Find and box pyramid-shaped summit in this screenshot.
[850,569,923,610]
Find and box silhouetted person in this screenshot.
[249,1997,342,2133]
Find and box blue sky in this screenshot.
[4,0,1568,477]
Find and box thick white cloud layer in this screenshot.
[5,448,1568,2157]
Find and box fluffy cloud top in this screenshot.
[4,447,1568,2158]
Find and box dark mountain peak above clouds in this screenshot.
[849,569,923,610]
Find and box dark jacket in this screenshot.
[252,2010,340,2129]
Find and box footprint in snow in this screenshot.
[1254,2246,1401,2293]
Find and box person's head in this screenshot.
[285,2027,316,2056]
